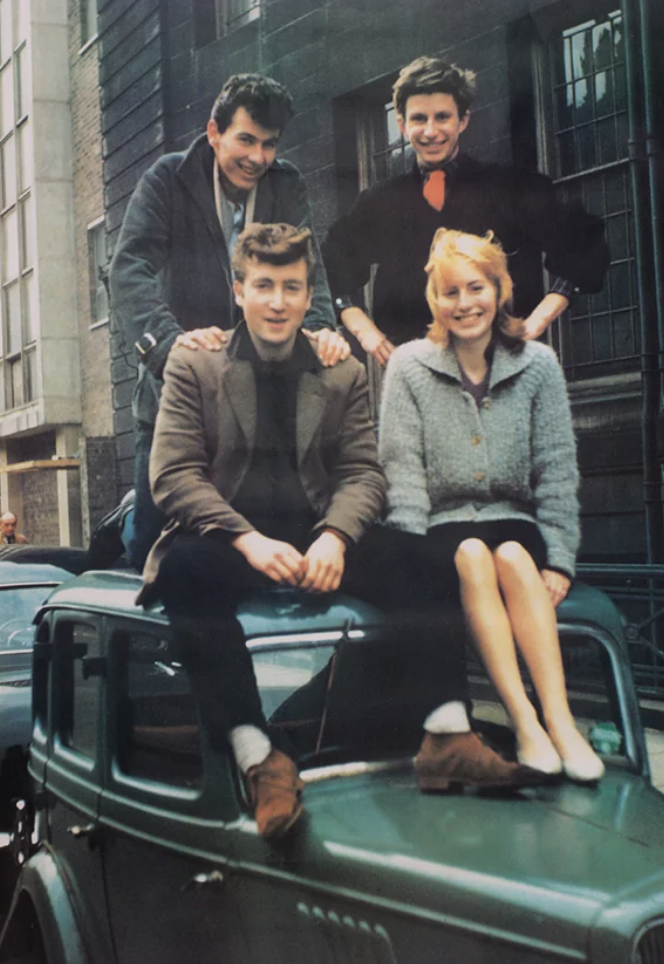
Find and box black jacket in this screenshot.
[323,155,609,346]
[110,134,335,424]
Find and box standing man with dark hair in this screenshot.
[140,222,548,840]
[323,56,609,364]
[110,73,347,570]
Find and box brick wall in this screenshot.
[5,432,59,546]
[98,0,168,493]
[69,0,118,535]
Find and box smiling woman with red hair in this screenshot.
[380,228,604,784]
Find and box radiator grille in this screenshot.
[636,922,664,964]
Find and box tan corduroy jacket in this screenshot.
[141,326,386,591]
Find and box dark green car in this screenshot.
[0,570,662,964]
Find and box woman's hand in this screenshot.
[541,569,571,608]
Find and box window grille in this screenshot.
[537,10,637,380]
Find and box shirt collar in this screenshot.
[234,322,321,374]
[416,154,460,183]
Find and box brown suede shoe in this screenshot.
[245,748,305,839]
[414,731,556,792]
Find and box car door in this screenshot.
[99,620,250,964]
[43,612,116,963]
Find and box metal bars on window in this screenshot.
[539,10,637,380]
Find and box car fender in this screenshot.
[0,846,94,964]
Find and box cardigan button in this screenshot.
[482,399,491,410]
[474,471,485,482]
[471,434,482,446]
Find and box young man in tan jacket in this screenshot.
[142,223,545,840]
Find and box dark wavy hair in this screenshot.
[211,74,294,134]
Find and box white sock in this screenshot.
[424,701,470,734]
[229,725,272,773]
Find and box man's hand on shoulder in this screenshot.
[303,328,351,367]
[522,293,570,340]
[300,530,347,593]
[340,307,394,366]
[232,531,306,586]
[173,326,230,352]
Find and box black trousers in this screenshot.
[154,526,470,750]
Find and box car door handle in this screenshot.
[67,822,97,839]
[181,870,226,893]
[67,822,102,850]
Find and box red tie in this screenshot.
[423,170,446,211]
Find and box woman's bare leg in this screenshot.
[493,541,604,781]
[454,538,560,772]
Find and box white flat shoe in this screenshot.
[562,752,605,784]
[517,736,563,775]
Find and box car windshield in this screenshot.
[0,584,54,650]
[252,631,631,771]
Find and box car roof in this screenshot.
[0,561,73,586]
[37,569,389,637]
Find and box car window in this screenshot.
[254,643,337,759]
[60,622,101,760]
[0,585,52,649]
[116,632,203,790]
[256,632,629,769]
[254,633,443,766]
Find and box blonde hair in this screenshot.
[425,229,524,346]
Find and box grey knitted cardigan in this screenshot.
[379,337,580,577]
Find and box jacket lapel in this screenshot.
[176,135,231,274]
[223,360,257,448]
[253,165,276,224]
[296,372,328,463]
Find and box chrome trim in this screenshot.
[302,758,412,783]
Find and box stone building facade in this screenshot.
[97,0,664,566]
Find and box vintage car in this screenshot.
[0,562,73,829]
[1,569,663,964]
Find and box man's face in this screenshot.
[233,258,312,360]
[398,92,470,169]
[1,516,16,538]
[207,108,280,195]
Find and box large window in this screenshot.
[0,0,34,412]
[536,9,636,380]
[194,0,259,46]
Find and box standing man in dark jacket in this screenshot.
[110,74,344,569]
[323,57,610,365]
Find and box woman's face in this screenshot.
[434,258,498,348]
